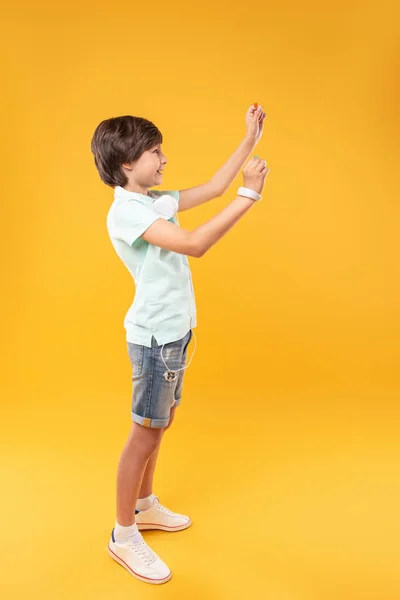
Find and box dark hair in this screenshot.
[90,115,163,188]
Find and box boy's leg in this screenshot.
[116,421,165,526]
[110,421,172,585]
[133,400,191,533]
[138,405,176,498]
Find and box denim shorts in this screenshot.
[127,329,193,428]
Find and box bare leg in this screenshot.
[116,422,165,526]
[138,405,176,499]
[138,442,162,499]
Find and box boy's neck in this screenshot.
[123,184,149,196]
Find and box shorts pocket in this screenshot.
[128,343,145,377]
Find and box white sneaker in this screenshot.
[108,527,172,584]
[135,495,192,532]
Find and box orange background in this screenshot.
[1,1,399,598]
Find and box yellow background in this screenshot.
[1,0,399,598]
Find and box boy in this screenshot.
[90,104,269,585]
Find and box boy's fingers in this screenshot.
[256,159,267,170]
[249,103,265,118]
[246,158,267,174]
[249,158,260,169]
[249,104,263,117]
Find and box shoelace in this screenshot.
[154,499,175,516]
[127,536,157,565]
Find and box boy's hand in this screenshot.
[242,156,270,195]
[245,104,267,144]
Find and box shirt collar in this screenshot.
[114,185,155,202]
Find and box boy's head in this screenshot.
[90,115,168,191]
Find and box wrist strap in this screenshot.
[238,186,262,201]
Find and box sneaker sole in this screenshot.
[108,544,172,584]
[137,518,192,532]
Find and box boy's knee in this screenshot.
[128,421,164,453]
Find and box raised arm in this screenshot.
[178,104,266,212]
[141,157,269,257]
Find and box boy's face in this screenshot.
[122,143,168,190]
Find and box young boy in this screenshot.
[90,104,269,585]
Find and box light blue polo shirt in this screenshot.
[107,185,197,347]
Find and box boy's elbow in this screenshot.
[188,233,205,258]
[189,244,205,258]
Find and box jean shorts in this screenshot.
[127,329,193,428]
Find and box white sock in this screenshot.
[114,520,141,545]
[136,493,156,511]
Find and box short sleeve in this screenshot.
[112,199,162,248]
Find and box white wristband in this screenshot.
[237,186,262,201]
